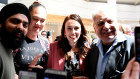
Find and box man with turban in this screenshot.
[0,3,30,79]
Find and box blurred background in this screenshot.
[0,0,139,41]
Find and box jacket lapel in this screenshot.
[103,42,125,78]
[86,44,99,79]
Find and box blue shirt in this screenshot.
[95,32,127,79]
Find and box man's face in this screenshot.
[93,11,117,45]
[41,31,47,38]
[1,14,29,49]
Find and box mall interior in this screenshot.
[0,0,140,41]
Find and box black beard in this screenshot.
[1,25,25,50]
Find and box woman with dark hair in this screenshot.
[47,14,90,78]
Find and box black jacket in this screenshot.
[85,35,134,79]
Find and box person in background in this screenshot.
[122,57,140,79]
[0,3,30,79]
[85,5,134,79]
[119,24,133,36]
[54,35,61,41]
[13,1,49,77]
[47,14,90,79]
[41,30,47,38]
[46,31,53,43]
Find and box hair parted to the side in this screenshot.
[58,14,90,58]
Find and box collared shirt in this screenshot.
[95,32,127,79]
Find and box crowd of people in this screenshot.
[0,1,139,79]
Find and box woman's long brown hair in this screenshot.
[58,14,89,58]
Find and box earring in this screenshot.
[64,35,66,38]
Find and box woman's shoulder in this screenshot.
[50,41,58,45]
[50,41,59,47]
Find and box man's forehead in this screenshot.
[8,14,29,22]
[95,12,116,21]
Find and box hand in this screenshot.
[122,57,140,79]
[15,73,18,79]
[28,54,43,71]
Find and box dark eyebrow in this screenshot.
[9,18,29,24]
[9,18,21,23]
[23,21,29,25]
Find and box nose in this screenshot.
[36,20,41,25]
[72,28,76,34]
[16,23,24,30]
[103,22,110,30]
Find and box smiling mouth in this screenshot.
[34,25,40,28]
[70,36,76,39]
[15,33,24,40]
[16,33,22,37]
[103,29,114,34]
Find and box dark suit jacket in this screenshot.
[85,35,134,79]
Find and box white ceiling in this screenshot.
[86,0,140,5]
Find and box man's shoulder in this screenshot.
[123,34,134,44]
[91,38,99,47]
[116,33,134,44]
[0,41,8,55]
[89,42,99,53]
[124,34,134,40]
